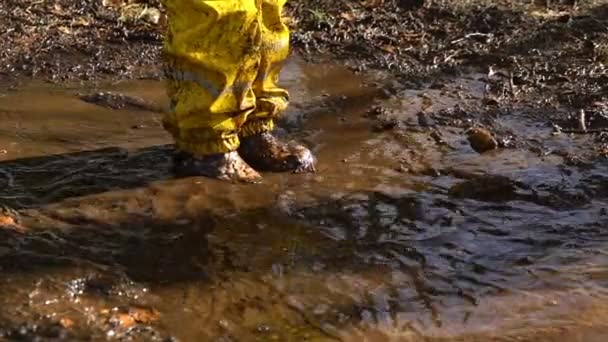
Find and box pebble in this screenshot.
[466,127,498,153]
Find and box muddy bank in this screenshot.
[2,1,608,341]
[2,0,608,138]
[295,0,608,110]
[2,1,607,111]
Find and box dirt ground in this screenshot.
[1,0,608,341]
[2,0,608,133]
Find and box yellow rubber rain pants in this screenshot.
[162,0,290,155]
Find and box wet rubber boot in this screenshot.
[238,132,316,173]
[172,151,262,183]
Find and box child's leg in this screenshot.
[162,0,263,181]
[240,0,290,138]
[238,0,316,173]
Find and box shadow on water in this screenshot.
[0,54,385,211]
[1,146,608,340]
[1,56,608,340]
[0,145,174,209]
[1,169,608,340]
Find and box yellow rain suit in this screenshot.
[162,0,290,155]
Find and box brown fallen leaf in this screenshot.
[59,318,75,329]
[112,313,136,328]
[108,306,160,329]
[380,44,396,53]
[340,12,355,21]
[128,307,160,324]
[421,94,433,112]
[0,215,16,226]
[0,208,26,233]
[102,0,125,7]
[363,0,385,8]
[72,16,92,27]
[53,3,64,14]
[58,26,72,35]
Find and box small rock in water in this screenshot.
[79,91,161,112]
[59,318,75,329]
[256,324,271,333]
[107,306,160,329]
[0,206,26,233]
[466,127,498,153]
[372,118,399,132]
[218,320,230,330]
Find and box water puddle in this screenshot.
[0,57,607,341]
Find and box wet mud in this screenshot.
[2,0,608,341]
[1,57,608,341]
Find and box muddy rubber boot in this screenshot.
[238,132,316,173]
[172,151,262,183]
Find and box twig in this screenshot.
[450,32,493,45]
[509,72,517,97]
[578,109,587,132]
[553,123,608,134]
[560,129,608,134]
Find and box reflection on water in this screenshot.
[0,58,607,341]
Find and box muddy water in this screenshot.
[0,59,607,341]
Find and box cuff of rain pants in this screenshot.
[239,119,275,138]
[163,121,241,156]
[175,135,240,156]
